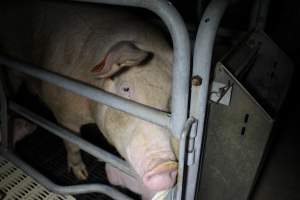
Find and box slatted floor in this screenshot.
[14,123,140,200]
[8,87,140,200]
[0,156,75,200]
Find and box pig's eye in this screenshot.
[118,82,133,98]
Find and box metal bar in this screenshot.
[249,0,260,30]
[0,75,9,149]
[1,1,191,199]
[0,150,134,200]
[0,56,171,130]
[258,0,271,30]
[72,0,190,138]
[249,0,271,30]
[9,101,136,178]
[185,0,229,199]
[176,117,196,200]
[196,0,206,21]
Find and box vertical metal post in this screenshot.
[185,0,229,199]
[176,117,196,200]
[196,0,206,21]
[0,70,9,150]
[249,0,271,30]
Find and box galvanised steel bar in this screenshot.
[9,101,136,178]
[186,0,229,199]
[73,0,191,138]
[1,1,190,199]
[176,117,196,200]
[1,150,134,200]
[249,0,271,30]
[0,76,9,149]
[196,0,206,21]
[0,55,171,130]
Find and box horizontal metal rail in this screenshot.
[186,0,230,199]
[0,150,134,200]
[9,101,136,178]
[73,0,191,138]
[0,55,171,130]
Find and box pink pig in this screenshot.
[0,118,36,146]
[1,1,179,196]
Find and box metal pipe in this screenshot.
[9,101,136,178]
[72,0,191,138]
[0,56,171,130]
[1,1,191,199]
[1,150,133,200]
[249,0,271,30]
[176,117,196,200]
[0,76,9,149]
[196,0,206,21]
[186,0,229,199]
[258,0,271,30]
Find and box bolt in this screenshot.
[192,75,202,86]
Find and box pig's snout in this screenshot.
[142,161,178,191]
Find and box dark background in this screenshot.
[249,0,300,199]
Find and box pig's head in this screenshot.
[91,41,178,192]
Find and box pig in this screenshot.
[105,164,172,200]
[0,1,179,197]
[0,117,37,147]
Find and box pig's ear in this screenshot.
[91,41,151,78]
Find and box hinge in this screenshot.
[187,121,198,166]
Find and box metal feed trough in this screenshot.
[0,0,293,199]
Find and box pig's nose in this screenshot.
[142,161,178,191]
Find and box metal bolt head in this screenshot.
[192,75,202,86]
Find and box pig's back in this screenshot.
[1,1,171,77]
[31,1,171,81]
[8,1,171,124]
[0,1,172,124]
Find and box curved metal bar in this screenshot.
[73,0,191,137]
[9,101,136,178]
[1,1,190,199]
[186,0,230,199]
[1,150,134,200]
[0,55,171,130]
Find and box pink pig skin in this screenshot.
[0,118,36,146]
[106,164,157,200]
[0,1,179,192]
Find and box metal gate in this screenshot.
[0,0,231,199]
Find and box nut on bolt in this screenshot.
[192,75,202,86]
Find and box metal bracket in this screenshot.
[210,81,233,106]
[187,121,198,166]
